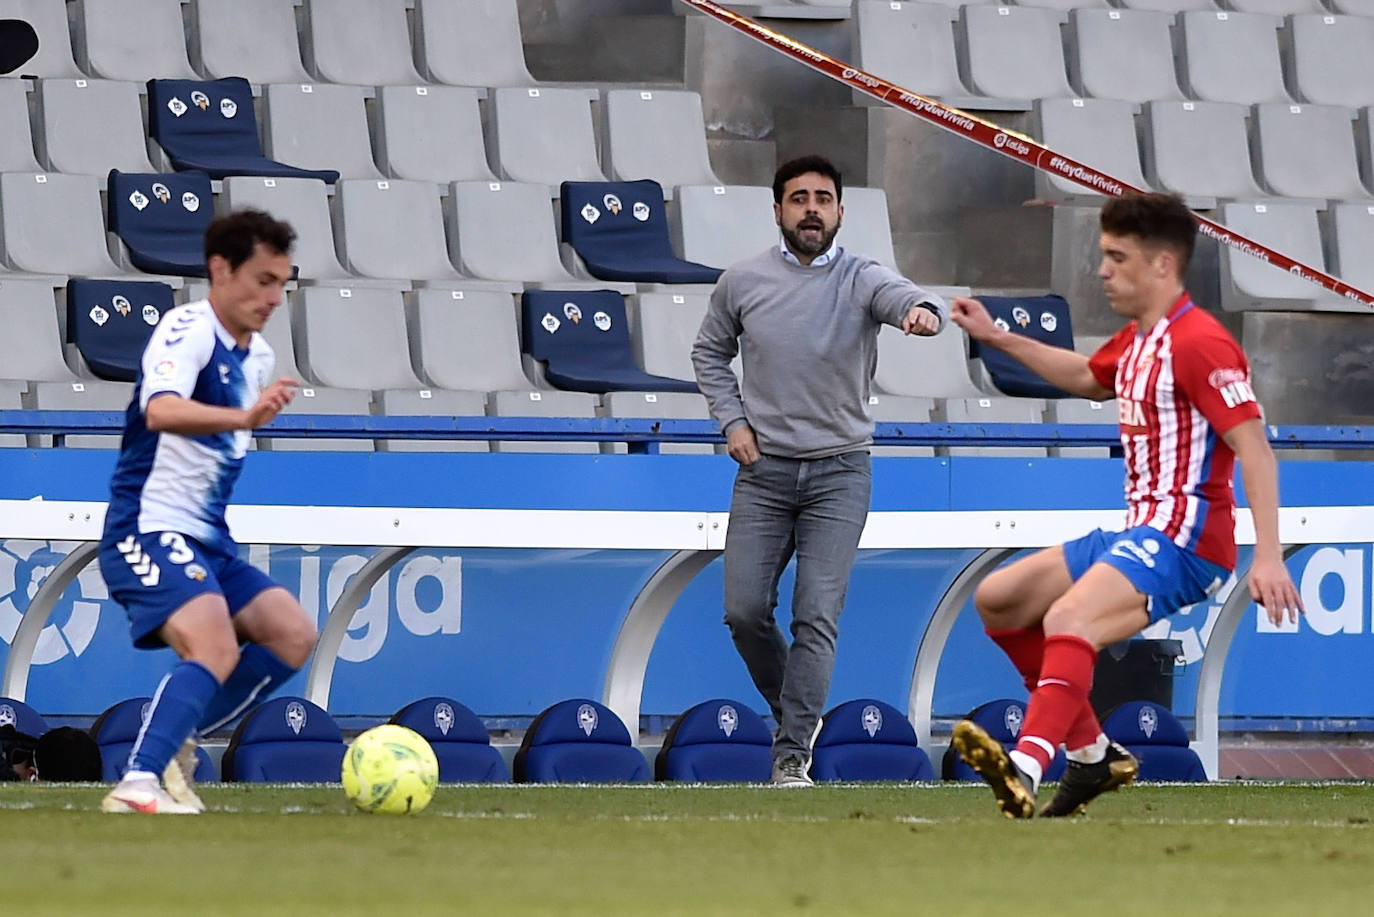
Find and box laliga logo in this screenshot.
[993,133,1031,156]
[0,540,105,666]
[717,704,738,738]
[861,704,883,738]
[576,703,598,736]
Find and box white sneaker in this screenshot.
[162,739,206,813]
[101,776,200,815]
[771,754,814,787]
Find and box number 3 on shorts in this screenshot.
[159,532,195,564]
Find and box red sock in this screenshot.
[1015,634,1097,774]
[1064,701,1104,752]
[987,626,1044,693]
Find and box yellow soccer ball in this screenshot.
[342,724,439,814]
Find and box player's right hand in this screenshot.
[727,425,761,466]
[246,377,300,429]
[950,296,1001,343]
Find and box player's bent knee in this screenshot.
[1041,597,1094,640]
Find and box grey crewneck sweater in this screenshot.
[691,246,944,460]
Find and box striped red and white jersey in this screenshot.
[1088,294,1262,570]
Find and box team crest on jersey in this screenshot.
[716,704,738,737]
[1138,705,1158,739]
[184,564,207,582]
[577,703,598,736]
[434,702,455,736]
[861,704,883,738]
[285,701,307,735]
[563,302,582,324]
[112,295,132,317]
[1003,703,1023,737]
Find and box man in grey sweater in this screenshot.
[691,155,944,785]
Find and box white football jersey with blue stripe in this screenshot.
[103,300,274,550]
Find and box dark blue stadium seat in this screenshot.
[521,289,698,394]
[146,77,339,183]
[654,698,772,782]
[108,169,213,277]
[90,696,152,782]
[560,180,723,284]
[512,698,650,783]
[811,699,935,782]
[221,696,346,783]
[969,294,1075,398]
[67,278,176,382]
[0,696,49,738]
[1102,700,1206,782]
[390,696,508,783]
[941,698,1067,782]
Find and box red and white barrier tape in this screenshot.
[677,0,1374,309]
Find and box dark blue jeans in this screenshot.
[722,451,871,762]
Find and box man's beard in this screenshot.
[781,220,840,258]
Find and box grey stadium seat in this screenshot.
[27,380,132,448]
[0,172,126,277]
[0,277,78,383]
[599,391,714,455]
[1253,104,1367,202]
[873,321,985,399]
[446,181,583,286]
[490,87,605,185]
[1328,203,1374,301]
[264,83,383,181]
[1178,11,1291,105]
[633,291,741,385]
[413,0,537,87]
[302,0,425,87]
[290,287,422,391]
[1116,0,1218,7]
[850,1,971,103]
[375,389,489,453]
[935,396,1048,458]
[0,80,42,172]
[1048,398,1117,458]
[72,0,199,81]
[376,86,496,184]
[960,5,1075,102]
[190,0,312,85]
[837,187,900,269]
[259,299,305,380]
[261,385,374,453]
[1285,15,1374,110]
[1015,0,1107,10]
[1227,0,1323,12]
[487,390,601,454]
[673,185,778,271]
[1142,101,1264,202]
[603,90,721,194]
[34,79,155,177]
[405,289,535,393]
[334,179,475,289]
[0,0,82,77]
[1218,201,1352,311]
[867,394,936,458]
[1067,9,1184,103]
[0,380,23,447]
[1329,0,1374,13]
[1034,98,1151,203]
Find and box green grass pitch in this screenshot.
[4,781,1371,915]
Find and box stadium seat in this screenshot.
[221,696,347,783]
[1116,0,1215,8]
[376,85,496,184]
[1068,9,1184,103]
[1218,201,1350,311]
[603,89,721,193]
[390,697,507,782]
[302,0,425,86]
[0,381,22,447]
[559,180,723,285]
[521,289,700,394]
[512,698,650,784]
[0,696,49,737]
[1178,11,1292,105]
[867,395,936,457]
[941,698,1066,782]
[836,187,902,269]
[487,390,601,454]
[0,79,42,172]
[1286,14,1374,110]
[811,699,935,782]
[0,173,116,277]
[654,698,772,782]
[673,184,778,271]
[1228,0,1324,13]
[490,87,605,185]
[1141,101,1264,203]
[26,380,132,448]
[0,0,82,77]
[73,0,199,81]
[967,295,1074,398]
[632,291,736,386]
[107,170,213,277]
[1329,0,1374,15]
[375,389,490,454]
[291,287,422,391]
[600,391,715,455]
[90,697,148,781]
[1101,701,1207,782]
[405,289,535,393]
[1033,99,1152,203]
[872,321,985,399]
[66,278,175,381]
[0,277,79,383]
[1048,398,1117,458]
[850,1,971,104]
[1252,103,1367,202]
[412,0,537,87]
[261,385,375,453]
[935,397,1049,458]
[334,179,477,289]
[263,83,383,181]
[1329,203,1374,298]
[34,78,155,177]
[147,78,339,183]
[960,5,1075,102]
[190,0,312,85]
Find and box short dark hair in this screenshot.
[772,155,843,204]
[204,208,296,271]
[1099,192,1196,275]
[34,727,103,782]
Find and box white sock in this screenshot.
[1008,750,1042,793]
[122,769,158,783]
[1066,733,1110,765]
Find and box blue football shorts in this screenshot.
[1061,526,1230,624]
[98,530,277,648]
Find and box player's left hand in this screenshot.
[1248,554,1304,626]
[902,305,940,336]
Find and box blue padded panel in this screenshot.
[191,744,216,783]
[941,698,1066,782]
[1102,700,1192,747]
[108,169,213,277]
[513,698,650,783]
[222,696,345,782]
[560,180,722,284]
[390,697,508,783]
[231,697,342,744]
[90,696,153,782]
[67,278,175,381]
[521,699,632,747]
[811,699,936,782]
[521,289,698,393]
[1129,744,1207,782]
[968,295,1075,398]
[0,697,49,738]
[146,77,339,183]
[655,698,772,782]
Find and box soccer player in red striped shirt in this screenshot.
[947,192,1303,818]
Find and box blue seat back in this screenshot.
[560,180,722,284]
[108,169,213,277]
[521,289,697,393]
[390,696,508,783]
[942,698,1066,782]
[90,696,153,782]
[222,696,346,783]
[147,77,264,165]
[811,699,935,782]
[1102,700,1206,782]
[969,295,1075,398]
[67,278,176,381]
[655,698,772,782]
[0,696,49,739]
[513,698,649,783]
